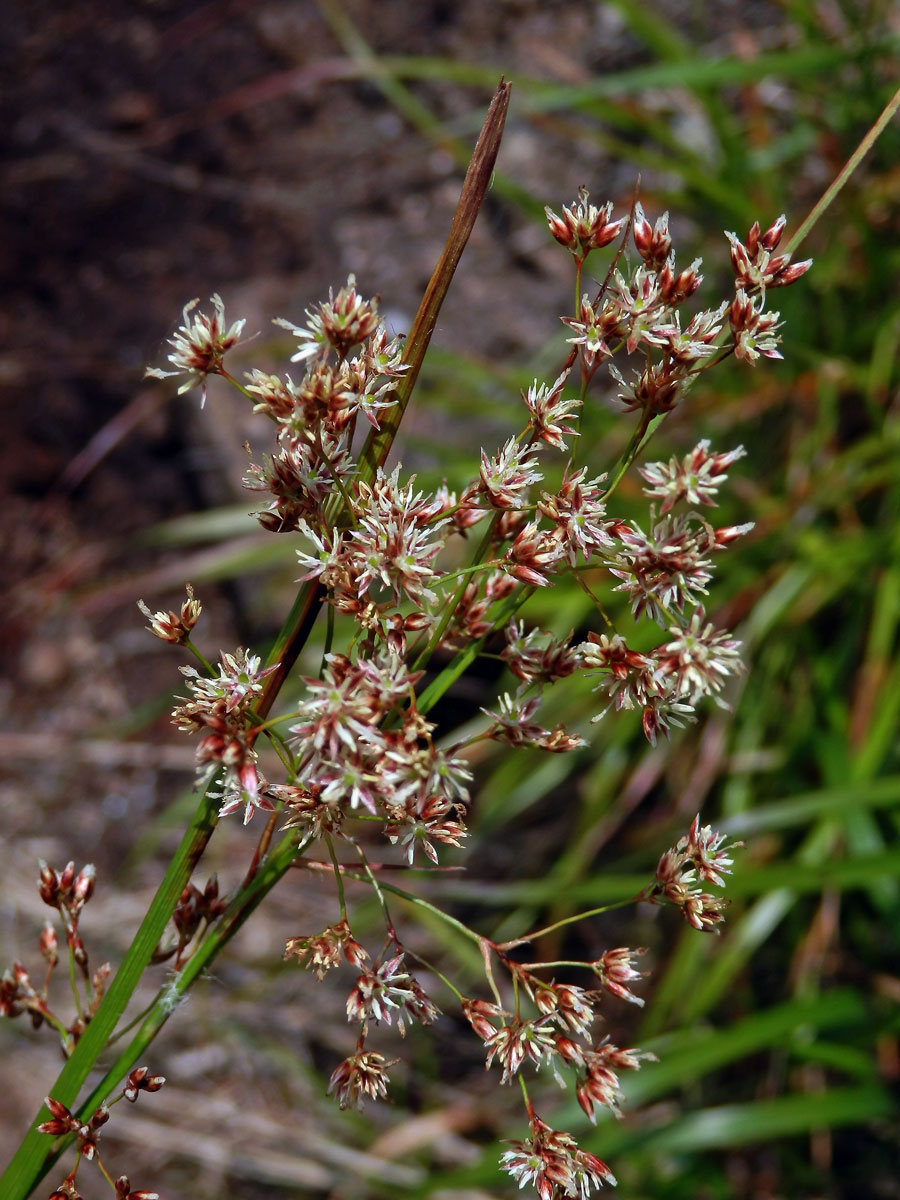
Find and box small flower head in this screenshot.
[505,522,567,588]
[123,1066,166,1103]
[48,1179,85,1200]
[145,294,246,402]
[639,441,746,513]
[561,296,618,368]
[606,265,669,353]
[273,782,346,838]
[577,1041,657,1122]
[208,748,272,825]
[730,289,782,362]
[384,793,468,865]
[502,622,579,685]
[608,361,686,416]
[632,202,672,268]
[482,692,583,753]
[346,954,439,1033]
[244,368,301,421]
[462,995,507,1041]
[176,648,276,723]
[137,584,201,645]
[658,254,704,305]
[480,437,543,509]
[346,953,416,1026]
[606,513,714,624]
[275,275,381,362]
[328,1047,397,1110]
[650,815,741,931]
[39,921,59,967]
[501,1113,616,1198]
[284,920,368,979]
[533,981,597,1039]
[545,187,624,263]
[38,1096,80,1138]
[115,1177,160,1200]
[660,301,726,362]
[726,218,812,291]
[38,860,96,917]
[168,876,224,959]
[173,648,281,823]
[685,813,741,887]
[483,1015,560,1083]
[213,648,278,714]
[345,468,449,606]
[0,963,31,1019]
[654,608,744,704]
[592,947,647,1007]
[538,466,616,566]
[580,631,699,745]
[38,1097,109,1161]
[522,370,580,451]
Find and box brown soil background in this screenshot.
[1,2,830,1198]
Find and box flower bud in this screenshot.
[39,922,58,966]
[760,213,786,250]
[38,861,59,907]
[73,864,96,908]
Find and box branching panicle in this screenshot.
[10,174,810,1200]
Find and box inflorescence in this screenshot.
[136,192,807,1197]
[3,190,808,1200]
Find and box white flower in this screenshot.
[145,294,245,402]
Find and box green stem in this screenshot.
[219,369,255,403]
[28,1005,71,1051]
[494,897,637,951]
[325,834,348,921]
[66,949,83,1021]
[514,959,595,971]
[95,1157,116,1188]
[415,587,532,718]
[104,994,161,1048]
[34,831,306,1189]
[257,579,326,708]
[321,601,336,673]
[413,517,499,674]
[1,789,220,1200]
[183,639,214,675]
[601,411,666,502]
[786,80,900,256]
[338,869,483,948]
[403,944,465,1003]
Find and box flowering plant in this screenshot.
[2,81,819,1200]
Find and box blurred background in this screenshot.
[2,1,899,1197]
